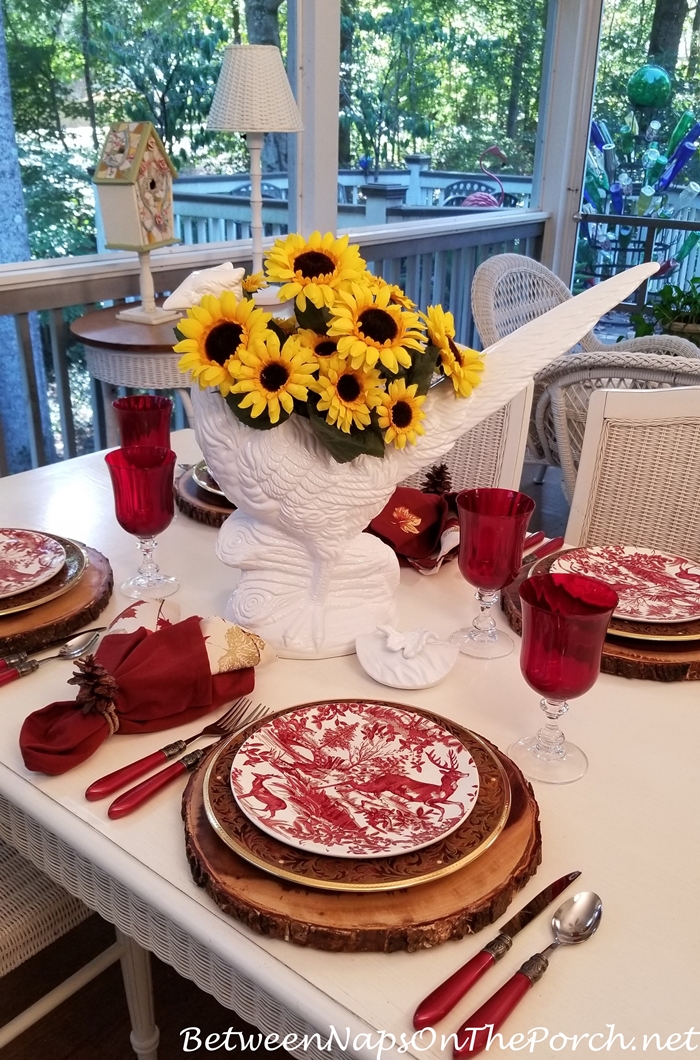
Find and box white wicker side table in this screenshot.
[70,306,192,446]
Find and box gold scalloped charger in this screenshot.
[530,552,700,643]
[203,700,511,893]
[0,537,88,617]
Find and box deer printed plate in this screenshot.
[230,700,480,859]
[0,529,66,599]
[550,545,700,623]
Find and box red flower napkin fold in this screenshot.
[20,616,255,775]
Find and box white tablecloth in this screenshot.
[0,430,698,1059]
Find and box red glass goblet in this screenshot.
[105,446,179,599]
[450,488,535,659]
[112,395,173,448]
[508,573,618,783]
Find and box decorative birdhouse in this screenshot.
[93,121,179,252]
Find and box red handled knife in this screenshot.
[412,870,580,1030]
[106,745,215,819]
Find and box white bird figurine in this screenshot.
[163,262,245,311]
[192,261,658,658]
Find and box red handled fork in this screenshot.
[86,696,257,801]
[106,700,270,819]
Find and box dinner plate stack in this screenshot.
[499,545,700,682]
[0,528,111,656]
[0,529,87,618]
[184,699,541,951]
[202,699,513,893]
[549,545,700,642]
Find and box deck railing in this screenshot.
[0,210,547,473]
[574,210,700,306]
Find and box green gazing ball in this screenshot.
[627,65,673,108]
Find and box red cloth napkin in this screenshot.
[369,486,459,571]
[20,616,254,775]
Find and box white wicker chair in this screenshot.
[566,386,700,563]
[0,836,158,1055]
[401,382,533,492]
[533,353,700,502]
[470,254,700,473]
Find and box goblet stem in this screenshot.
[119,535,179,599]
[472,589,498,632]
[137,535,161,585]
[449,588,513,659]
[533,698,570,757]
[508,697,588,784]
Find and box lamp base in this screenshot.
[116,305,182,326]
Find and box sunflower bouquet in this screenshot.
[175,231,484,464]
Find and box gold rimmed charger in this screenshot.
[203,699,511,893]
[0,537,88,617]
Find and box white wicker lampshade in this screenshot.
[208,45,303,133]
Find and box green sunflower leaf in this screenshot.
[377,359,406,383]
[306,403,385,463]
[406,343,440,395]
[224,391,291,431]
[268,319,293,346]
[295,301,331,333]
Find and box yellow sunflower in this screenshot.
[327,283,426,374]
[298,328,341,362]
[377,379,426,449]
[242,272,267,294]
[264,230,366,311]
[174,291,270,396]
[424,305,485,397]
[364,273,416,309]
[310,355,385,433]
[229,333,317,424]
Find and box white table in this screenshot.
[1,430,698,1060]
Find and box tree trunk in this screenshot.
[647,0,689,72]
[338,0,356,167]
[80,0,99,151]
[0,3,54,471]
[506,37,526,139]
[244,0,288,171]
[687,2,700,77]
[232,0,242,43]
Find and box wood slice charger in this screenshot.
[502,552,700,683]
[183,703,541,953]
[175,468,234,529]
[0,544,113,655]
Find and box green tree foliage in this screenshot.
[4,0,250,257]
[18,141,96,257]
[99,13,231,161]
[595,0,700,143]
[4,0,81,146]
[9,0,700,263]
[343,0,546,174]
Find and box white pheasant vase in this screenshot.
[192,263,657,659]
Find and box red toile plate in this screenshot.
[550,545,700,623]
[230,700,480,859]
[0,529,66,599]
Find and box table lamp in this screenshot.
[207,45,303,274]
